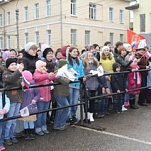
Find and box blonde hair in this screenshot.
[83,51,99,69]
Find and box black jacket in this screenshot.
[111,63,126,92]
[115,55,132,71]
[22,51,39,74]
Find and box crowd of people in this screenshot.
[0,41,151,150]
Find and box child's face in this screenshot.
[116,66,120,72]
[38,64,47,73]
[56,52,62,59]
[87,52,94,61]
[8,63,17,71]
[46,51,53,61]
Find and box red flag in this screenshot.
[127,30,146,51]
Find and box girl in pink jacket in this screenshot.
[127,58,142,109]
[33,60,56,136]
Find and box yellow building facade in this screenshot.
[0,0,130,50]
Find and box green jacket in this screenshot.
[54,77,70,96]
[2,69,22,103]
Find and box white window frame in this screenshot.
[119,10,124,24]
[6,36,10,49]
[71,29,77,46]
[24,33,28,45]
[140,14,145,32]
[71,0,76,16]
[85,30,90,45]
[109,33,114,45]
[46,0,51,16]
[7,12,10,25]
[35,31,39,45]
[34,3,39,19]
[89,3,96,20]
[46,30,51,46]
[0,37,3,49]
[24,6,28,21]
[0,14,2,27]
[120,34,124,42]
[109,7,113,22]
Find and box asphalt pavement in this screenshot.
[5,104,151,151]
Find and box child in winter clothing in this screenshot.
[0,93,10,150]
[2,58,24,145]
[42,47,57,124]
[127,58,142,109]
[83,51,99,122]
[111,63,126,113]
[33,60,56,136]
[97,75,110,118]
[53,59,70,130]
[20,70,40,140]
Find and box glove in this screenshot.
[31,100,36,104]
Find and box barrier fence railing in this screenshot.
[0,68,151,130]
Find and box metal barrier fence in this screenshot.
[0,68,151,130]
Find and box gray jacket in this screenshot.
[84,62,99,90]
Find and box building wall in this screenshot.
[133,0,151,34]
[0,0,130,50]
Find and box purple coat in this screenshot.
[21,80,41,109]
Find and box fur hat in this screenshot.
[6,58,17,68]
[135,46,145,51]
[43,48,53,58]
[25,42,36,52]
[58,59,68,68]
[35,60,46,69]
[22,70,33,83]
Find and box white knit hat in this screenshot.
[102,46,110,52]
[35,60,46,69]
[25,42,36,52]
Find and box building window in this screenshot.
[0,37,3,49]
[7,36,10,48]
[46,30,51,46]
[35,31,39,45]
[119,10,124,24]
[71,29,77,45]
[85,31,90,45]
[7,12,10,25]
[24,33,28,45]
[140,14,145,32]
[89,3,96,20]
[109,33,114,45]
[0,14,2,27]
[46,0,51,16]
[109,7,113,22]
[120,34,124,42]
[71,0,76,16]
[24,6,28,21]
[34,3,39,19]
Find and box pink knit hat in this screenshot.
[35,60,46,69]
[22,70,33,83]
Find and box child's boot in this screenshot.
[29,129,35,140]
[24,129,30,140]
